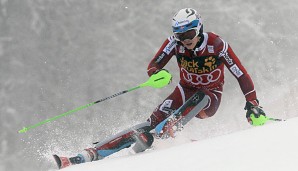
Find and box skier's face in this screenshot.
[181,36,200,50]
[174,29,200,50]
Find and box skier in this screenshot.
[53,8,266,169]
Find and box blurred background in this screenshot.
[1,0,298,170]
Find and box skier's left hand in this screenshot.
[244,99,266,126]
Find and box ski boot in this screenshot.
[53,148,98,169]
[158,114,184,139]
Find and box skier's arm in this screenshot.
[215,37,266,124]
[215,38,257,102]
[147,37,176,76]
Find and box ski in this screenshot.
[154,91,209,139]
[53,154,67,169]
[53,154,83,169]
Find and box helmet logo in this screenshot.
[186,8,195,18]
[174,20,189,27]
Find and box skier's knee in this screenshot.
[195,110,216,119]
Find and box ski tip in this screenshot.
[53,154,62,169]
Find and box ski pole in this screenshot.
[250,114,286,126]
[18,70,172,133]
[267,117,285,122]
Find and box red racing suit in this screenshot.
[89,32,258,160]
[147,32,257,127]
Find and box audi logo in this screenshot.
[181,68,221,85]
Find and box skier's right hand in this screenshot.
[145,69,172,88]
[153,69,172,83]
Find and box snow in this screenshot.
[62,117,298,171]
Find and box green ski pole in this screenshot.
[250,114,286,126]
[18,70,172,133]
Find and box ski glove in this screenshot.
[144,69,172,88]
[153,69,172,83]
[244,99,266,126]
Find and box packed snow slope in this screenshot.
[62,117,298,171]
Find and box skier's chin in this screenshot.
[183,42,196,50]
[182,36,200,50]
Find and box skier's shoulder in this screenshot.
[165,35,178,46]
[160,35,178,55]
[206,32,225,45]
[206,32,227,51]
[206,32,220,39]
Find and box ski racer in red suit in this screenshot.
[53,8,266,169]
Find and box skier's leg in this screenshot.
[150,83,223,126]
[93,122,154,157]
[195,86,223,119]
[78,122,153,161]
[82,84,189,162]
[149,83,188,128]
[150,85,222,138]
[53,122,154,169]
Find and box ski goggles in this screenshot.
[174,29,199,41]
